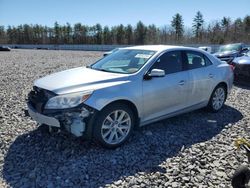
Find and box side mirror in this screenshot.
[144,69,165,80]
[149,69,165,77]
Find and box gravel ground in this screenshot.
[0,49,249,188]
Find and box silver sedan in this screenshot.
[27,45,234,148]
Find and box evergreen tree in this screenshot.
[125,24,133,44]
[146,24,158,44]
[210,21,224,44]
[171,13,184,41]
[243,15,250,42]
[95,23,102,44]
[233,18,243,42]
[116,24,125,44]
[221,17,231,41]
[134,21,147,45]
[103,26,111,44]
[73,23,87,44]
[221,17,231,30]
[65,23,72,44]
[110,26,118,44]
[0,26,7,43]
[192,11,204,42]
[0,14,250,45]
[54,22,60,44]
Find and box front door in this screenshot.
[142,51,189,123]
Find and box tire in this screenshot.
[93,103,135,149]
[38,124,59,134]
[207,85,227,112]
[232,166,250,188]
[37,124,50,133]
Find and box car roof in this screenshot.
[122,45,196,53]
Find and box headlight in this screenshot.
[44,91,93,109]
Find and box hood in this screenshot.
[34,67,129,94]
[233,56,250,65]
[214,50,238,57]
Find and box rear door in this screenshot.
[142,50,190,122]
[183,50,215,106]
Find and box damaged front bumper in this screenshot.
[27,102,97,138]
[28,104,61,127]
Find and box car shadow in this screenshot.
[2,105,243,187]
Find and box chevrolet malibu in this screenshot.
[27,45,234,148]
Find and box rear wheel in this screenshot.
[93,103,135,149]
[207,85,227,112]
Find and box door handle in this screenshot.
[179,80,185,85]
[209,73,214,78]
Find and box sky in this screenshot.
[0,0,250,28]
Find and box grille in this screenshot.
[28,86,56,113]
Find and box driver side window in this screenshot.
[152,51,182,74]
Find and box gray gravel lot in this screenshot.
[0,49,249,188]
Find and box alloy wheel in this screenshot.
[101,110,131,145]
[212,87,225,111]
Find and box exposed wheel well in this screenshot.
[102,100,140,126]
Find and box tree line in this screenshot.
[0,11,249,45]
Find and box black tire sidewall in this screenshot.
[93,103,135,149]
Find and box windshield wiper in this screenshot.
[94,68,112,72]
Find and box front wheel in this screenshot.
[207,85,227,112]
[93,103,135,149]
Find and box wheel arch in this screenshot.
[90,99,140,148]
[100,99,140,126]
[215,82,228,95]
[210,82,228,101]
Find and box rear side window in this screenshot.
[184,51,212,70]
[186,51,205,69]
[152,51,182,74]
[204,55,213,66]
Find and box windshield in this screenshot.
[219,44,241,52]
[91,49,156,74]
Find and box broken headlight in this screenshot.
[44,91,93,109]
